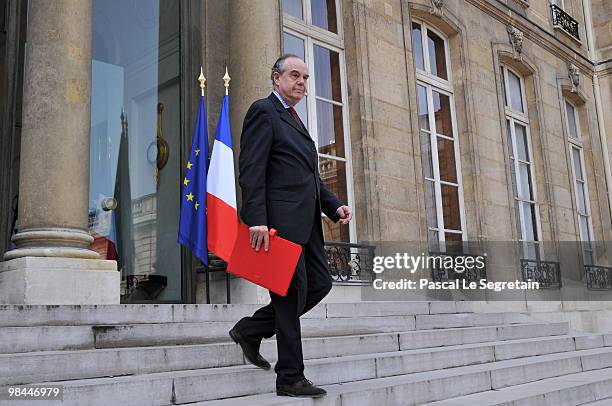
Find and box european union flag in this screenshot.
[177,95,209,266]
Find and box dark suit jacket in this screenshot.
[238,93,343,244]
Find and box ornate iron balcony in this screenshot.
[551,4,580,41]
[520,259,561,289]
[585,264,612,290]
[429,251,487,284]
[324,241,376,284]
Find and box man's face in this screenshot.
[274,57,308,107]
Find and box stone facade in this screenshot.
[0,0,610,304]
[336,0,612,302]
[338,0,609,242]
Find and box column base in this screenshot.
[4,228,100,260]
[0,257,119,304]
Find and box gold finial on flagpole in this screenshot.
[198,66,206,96]
[223,67,231,96]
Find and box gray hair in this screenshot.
[271,53,302,86]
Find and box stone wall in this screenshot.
[334,0,611,302]
[342,0,609,245]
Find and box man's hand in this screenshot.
[249,225,269,252]
[336,205,353,225]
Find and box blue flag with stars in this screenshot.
[177,95,209,266]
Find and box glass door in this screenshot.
[88,0,183,302]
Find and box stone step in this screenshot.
[196,342,612,400]
[572,332,612,350]
[0,325,94,354]
[414,311,533,329]
[489,334,576,360]
[583,398,612,406]
[423,367,612,405]
[80,312,536,350]
[0,323,575,386]
[0,301,473,327]
[192,367,612,406]
[398,321,569,350]
[262,322,571,360]
[8,344,612,405]
[0,313,566,355]
[0,304,275,326]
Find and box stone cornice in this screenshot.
[595,61,612,77]
[464,0,594,75]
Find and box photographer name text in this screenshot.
[373,278,539,291]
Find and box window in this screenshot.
[283,0,304,20]
[282,0,354,242]
[565,99,594,264]
[550,0,580,41]
[283,0,338,33]
[413,21,466,247]
[501,65,541,260]
[90,0,184,301]
[551,0,564,9]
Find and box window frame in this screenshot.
[502,65,529,121]
[501,65,543,259]
[413,20,467,245]
[413,22,453,91]
[564,98,595,263]
[282,1,356,243]
[564,98,581,142]
[283,0,344,48]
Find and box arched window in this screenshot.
[282,0,355,243]
[501,65,542,260]
[412,20,466,247]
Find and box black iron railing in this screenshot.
[551,4,580,41]
[520,259,561,289]
[123,274,168,301]
[429,251,487,284]
[324,242,376,284]
[585,264,612,290]
[195,253,231,304]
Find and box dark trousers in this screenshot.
[233,212,332,385]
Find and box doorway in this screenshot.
[89,0,201,303]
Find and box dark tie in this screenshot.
[287,106,306,130]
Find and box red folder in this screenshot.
[226,224,302,297]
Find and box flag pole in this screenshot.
[223,66,230,95]
[199,66,206,96]
[200,68,210,302]
[222,66,231,303]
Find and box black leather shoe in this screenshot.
[229,327,271,370]
[276,378,327,398]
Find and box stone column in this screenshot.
[221,0,280,303]
[228,0,281,142]
[0,0,119,304]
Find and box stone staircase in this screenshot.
[1,302,612,405]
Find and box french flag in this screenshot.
[206,94,238,261]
